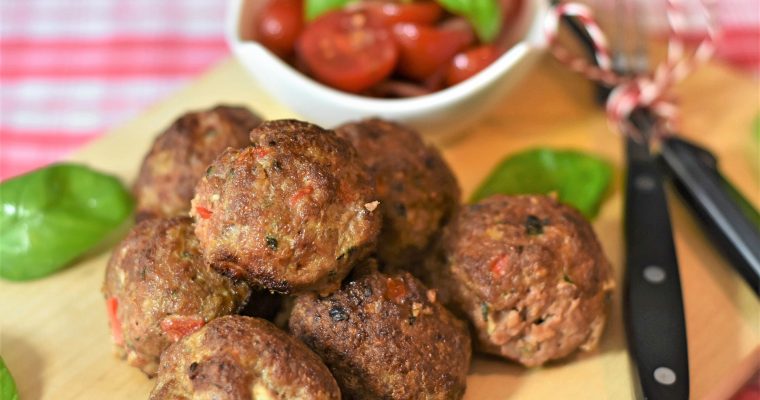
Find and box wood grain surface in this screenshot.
[1,55,757,400]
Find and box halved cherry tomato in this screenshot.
[446,45,499,86]
[392,22,474,81]
[160,315,205,342]
[257,0,304,58]
[297,10,398,93]
[360,1,443,26]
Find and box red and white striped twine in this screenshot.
[543,0,718,140]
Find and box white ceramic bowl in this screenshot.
[226,0,548,143]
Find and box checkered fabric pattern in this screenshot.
[0,0,757,180]
[0,0,229,179]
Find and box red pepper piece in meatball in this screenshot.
[149,316,340,400]
[102,217,251,377]
[427,194,615,367]
[133,105,262,221]
[191,119,381,295]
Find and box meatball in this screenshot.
[191,119,381,294]
[149,315,340,400]
[103,217,251,377]
[289,265,471,399]
[428,195,614,367]
[335,119,460,272]
[133,105,262,220]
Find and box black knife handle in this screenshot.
[624,134,690,399]
[660,136,760,296]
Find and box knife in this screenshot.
[624,108,690,400]
[660,136,760,296]
[559,11,692,397]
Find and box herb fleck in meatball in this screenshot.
[102,217,251,377]
[428,195,614,367]
[191,119,381,295]
[133,105,262,221]
[289,265,471,399]
[150,316,340,400]
[335,118,460,272]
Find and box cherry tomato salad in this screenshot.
[255,0,522,97]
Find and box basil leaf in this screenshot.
[436,0,503,43]
[0,163,133,281]
[0,356,19,400]
[305,0,352,20]
[471,148,614,219]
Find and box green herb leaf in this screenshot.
[471,148,613,219]
[436,0,503,43]
[0,163,134,281]
[305,0,352,20]
[0,356,20,400]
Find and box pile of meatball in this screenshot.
[103,105,614,399]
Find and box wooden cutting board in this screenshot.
[1,55,757,400]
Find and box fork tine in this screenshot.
[631,0,651,73]
[611,0,629,73]
[610,0,651,75]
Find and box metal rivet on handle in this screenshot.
[635,175,656,191]
[643,265,667,284]
[653,367,677,385]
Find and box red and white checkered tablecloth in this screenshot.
[1,0,758,180]
[0,0,229,179]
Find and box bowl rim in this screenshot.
[226,0,549,112]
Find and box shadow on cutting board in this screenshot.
[2,332,45,400]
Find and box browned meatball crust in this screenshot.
[335,119,460,272]
[289,267,471,400]
[149,316,340,400]
[103,217,251,377]
[191,119,381,294]
[133,105,262,220]
[428,195,614,367]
